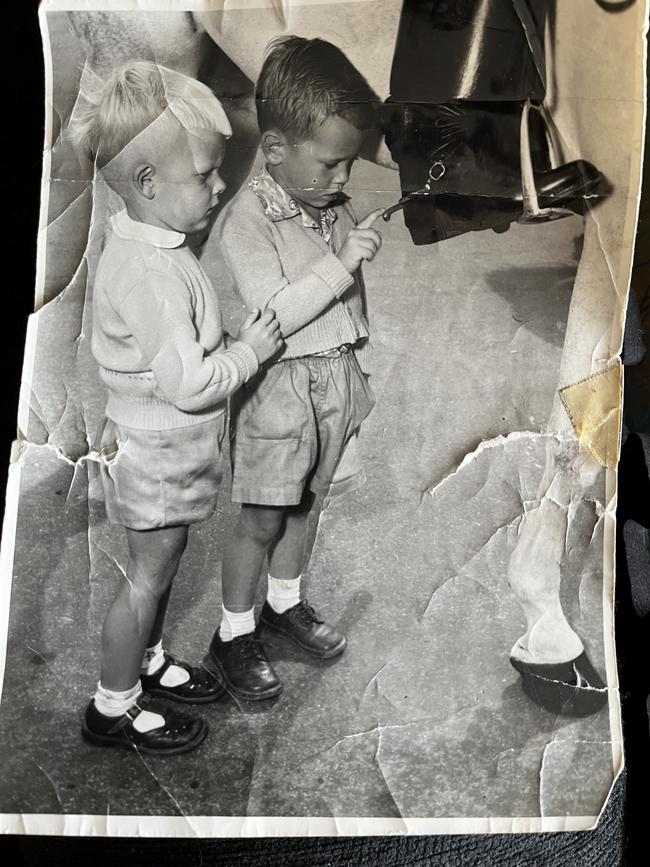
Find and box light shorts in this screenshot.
[98,415,226,530]
[229,348,375,506]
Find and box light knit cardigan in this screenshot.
[91,210,259,431]
[215,178,372,373]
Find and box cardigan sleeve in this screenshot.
[117,270,258,412]
[219,217,355,338]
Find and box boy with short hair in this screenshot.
[72,61,282,753]
[205,37,383,700]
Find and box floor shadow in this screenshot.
[485,263,577,349]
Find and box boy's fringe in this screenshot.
[67,60,232,167]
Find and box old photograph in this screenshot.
[0,0,646,837]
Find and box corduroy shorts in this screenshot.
[229,349,375,506]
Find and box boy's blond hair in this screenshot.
[70,60,232,167]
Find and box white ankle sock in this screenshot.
[141,640,189,687]
[94,680,142,717]
[141,640,165,675]
[267,574,301,614]
[94,681,166,734]
[220,606,256,642]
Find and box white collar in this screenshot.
[110,209,186,249]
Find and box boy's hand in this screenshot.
[337,208,384,273]
[238,308,283,364]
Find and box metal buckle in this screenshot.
[428,161,446,183]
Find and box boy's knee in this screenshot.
[239,505,285,545]
[127,564,176,601]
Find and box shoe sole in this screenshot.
[260,617,347,659]
[81,718,208,756]
[202,653,283,702]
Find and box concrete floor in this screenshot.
[0,174,615,821]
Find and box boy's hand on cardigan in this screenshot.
[238,308,283,363]
[337,208,384,273]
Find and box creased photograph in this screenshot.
[0,0,646,837]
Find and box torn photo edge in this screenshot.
[0,0,646,837]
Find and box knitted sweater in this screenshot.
[91,210,258,431]
[215,168,372,372]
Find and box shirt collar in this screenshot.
[249,166,345,233]
[110,209,186,249]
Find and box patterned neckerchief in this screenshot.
[250,167,345,246]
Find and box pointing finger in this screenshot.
[356,207,385,230]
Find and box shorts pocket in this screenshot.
[349,355,376,430]
[96,418,123,465]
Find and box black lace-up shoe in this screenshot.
[140,652,226,704]
[203,631,282,701]
[81,693,207,755]
[260,600,346,658]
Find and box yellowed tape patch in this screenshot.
[559,364,622,469]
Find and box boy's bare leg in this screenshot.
[146,586,172,649]
[221,504,285,611]
[100,525,188,692]
[207,505,284,700]
[208,492,343,701]
[261,491,346,658]
[85,525,212,754]
[268,490,321,580]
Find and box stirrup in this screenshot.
[519,99,574,224]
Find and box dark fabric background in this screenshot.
[0,3,646,863]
